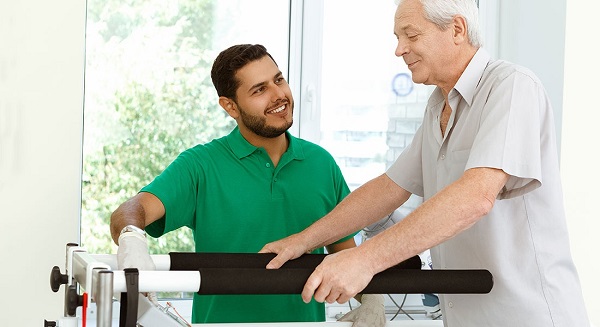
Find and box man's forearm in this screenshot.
[304,174,410,251]
[358,167,509,274]
[110,199,147,245]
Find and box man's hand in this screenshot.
[117,231,158,304]
[302,248,375,304]
[259,233,311,269]
[117,231,155,270]
[338,294,386,327]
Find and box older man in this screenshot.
[261,0,590,326]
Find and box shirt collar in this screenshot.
[226,126,305,161]
[453,48,491,107]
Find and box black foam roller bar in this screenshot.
[168,253,492,295]
[169,252,422,270]
[196,268,493,295]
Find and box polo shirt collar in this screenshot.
[284,132,306,161]
[226,127,305,161]
[453,47,491,107]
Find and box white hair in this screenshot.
[398,0,483,47]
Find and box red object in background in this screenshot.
[82,292,88,327]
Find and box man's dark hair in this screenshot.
[211,44,277,100]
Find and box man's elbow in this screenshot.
[109,210,121,245]
[473,193,496,220]
[462,167,508,220]
[110,203,129,244]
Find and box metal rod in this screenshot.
[112,271,201,293]
[64,243,79,317]
[96,270,114,327]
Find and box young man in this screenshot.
[110,44,384,325]
[261,1,590,326]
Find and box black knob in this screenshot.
[50,266,69,292]
[44,320,57,327]
[67,285,84,316]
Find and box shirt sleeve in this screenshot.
[142,149,200,237]
[466,69,545,199]
[386,123,425,197]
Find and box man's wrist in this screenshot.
[120,224,146,237]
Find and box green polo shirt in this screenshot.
[142,127,354,323]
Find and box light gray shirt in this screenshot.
[387,48,589,326]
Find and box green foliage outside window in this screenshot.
[82,0,235,256]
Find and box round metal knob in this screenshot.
[50,266,69,292]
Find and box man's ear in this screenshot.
[219,97,239,118]
[452,15,468,45]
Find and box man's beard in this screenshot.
[238,103,294,138]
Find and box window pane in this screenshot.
[81,0,290,259]
[316,0,434,213]
[312,0,436,314]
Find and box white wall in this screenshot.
[562,0,600,325]
[0,0,85,326]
